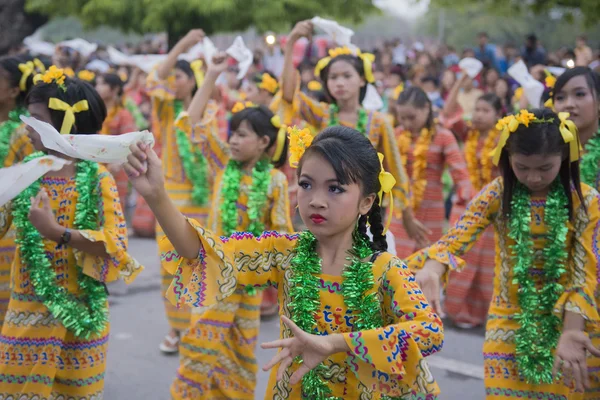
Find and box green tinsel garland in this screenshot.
[124,97,148,130]
[288,230,390,399]
[220,158,272,237]
[329,104,368,136]
[508,181,568,384]
[0,107,27,166]
[13,152,108,338]
[580,128,600,188]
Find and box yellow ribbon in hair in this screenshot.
[190,60,205,88]
[48,98,89,134]
[18,61,36,91]
[33,58,46,74]
[544,98,554,110]
[314,47,376,83]
[377,152,396,235]
[232,101,256,114]
[558,112,580,162]
[271,115,287,163]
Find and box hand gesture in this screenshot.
[553,330,600,392]
[123,143,165,202]
[176,29,205,53]
[414,259,446,317]
[28,189,60,239]
[207,52,229,76]
[402,209,432,248]
[288,21,314,45]
[261,316,335,384]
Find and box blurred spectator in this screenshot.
[521,34,546,67]
[575,35,593,67]
[474,32,497,69]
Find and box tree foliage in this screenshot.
[25,0,379,46]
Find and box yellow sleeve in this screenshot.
[4,126,34,167]
[342,255,442,397]
[268,170,293,232]
[186,100,230,172]
[405,177,502,274]
[75,167,144,284]
[146,69,177,101]
[286,85,328,129]
[376,115,410,211]
[0,203,12,239]
[158,217,298,308]
[553,189,600,329]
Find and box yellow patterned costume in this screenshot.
[0,166,143,399]
[407,178,600,399]
[0,125,33,326]
[165,102,293,399]
[160,219,443,399]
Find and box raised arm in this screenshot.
[157,29,205,81]
[188,52,229,126]
[282,21,313,104]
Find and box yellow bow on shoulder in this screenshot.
[190,60,205,88]
[18,62,36,91]
[558,112,581,163]
[48,98,89,134]
[377,152,396,235]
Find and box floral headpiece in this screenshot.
[490,110,579,165]
[258,73,279,94]
[77,70,96,82]
[231,101,257,114]
[18,59,45,92]
[314,46,375,83]
[34,65,67,89]
[287,126,314,168]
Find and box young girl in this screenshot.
[0,54,42,326]
[146,29,210,353]
[0,67,142,399]
[409,108,600,398]
[123,125,443,399]
[245,70,280,108]
[281,20,430,248]
[155,52,293,399]
[441,75,505,328]
[392,86,472,258]
[551,67,600,398]
[96,72,138,207]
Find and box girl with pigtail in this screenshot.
[123,117,443,398]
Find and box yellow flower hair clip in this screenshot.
[544,70,556,89]
[77,70,96,82]
[259,73,279,94]
[231,101,256,114]
[307,80,322,91]
[287,126,314,168]
[314,46,376,83]
[377,152,396,235]
[35,65,67,87]
[64,67,75,78]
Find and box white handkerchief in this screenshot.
[508,60,545,108]
[0,156,69,207]
[23,36,55,57]
[458,57,484,78]
[59,38,98,57]
[546,66,566,76]
[311,17,354,48]
[226,37,253,80]
[181,37,217,63]
[107,47,168,73]
[362,84,384,111]
[21,116,155,164]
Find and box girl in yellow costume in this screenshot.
[0,54,42,326]
[551,67,600,399]
[158,52,293,399]
[146,29,212,353]
[408,108,600,399]
[124,122,444,398]
[0,67,142,399]
[281,20,430,248]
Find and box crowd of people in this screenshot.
[0,16,599,400]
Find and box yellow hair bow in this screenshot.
[190,60,205,88]
[271,116,287,163]
[48,98,89,134]
[287,126,313,168]
[18,61,36,91]
[558,112,580,162]
[544,98,554,110]
[259,73,279,94]
[33,58,46,74]
[377,152,396,235]
[313,47,376,83]
[77,70,96,82]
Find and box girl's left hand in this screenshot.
[261,316,337,384]
[553,330,600,392]
[28,189,60,239]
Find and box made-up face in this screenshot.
[325,59,365,104]
[553,75,598,134]
[510,153,563,195]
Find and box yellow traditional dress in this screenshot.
[146,70,211,332]
[0,165,143,399]
[160,220,443,399]
[406,177,600,399]
[166,102,293,399]
[0,124,33,326]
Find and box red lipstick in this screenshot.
[310,214,327,224]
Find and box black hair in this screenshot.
[174,59,198,96]
[478,93,503,115]
[229,105,288,169]
[297,61,315,72]
[499,108,584,221]
[421,76,439,87]
[26,77,107,135]
[0,54,46,107]
[99,72,125,97]
[297,126,387,252]
[552,67,600,102]
[319,54,368,104]
[396,86,434,130]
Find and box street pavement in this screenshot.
[104,237,485,399]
